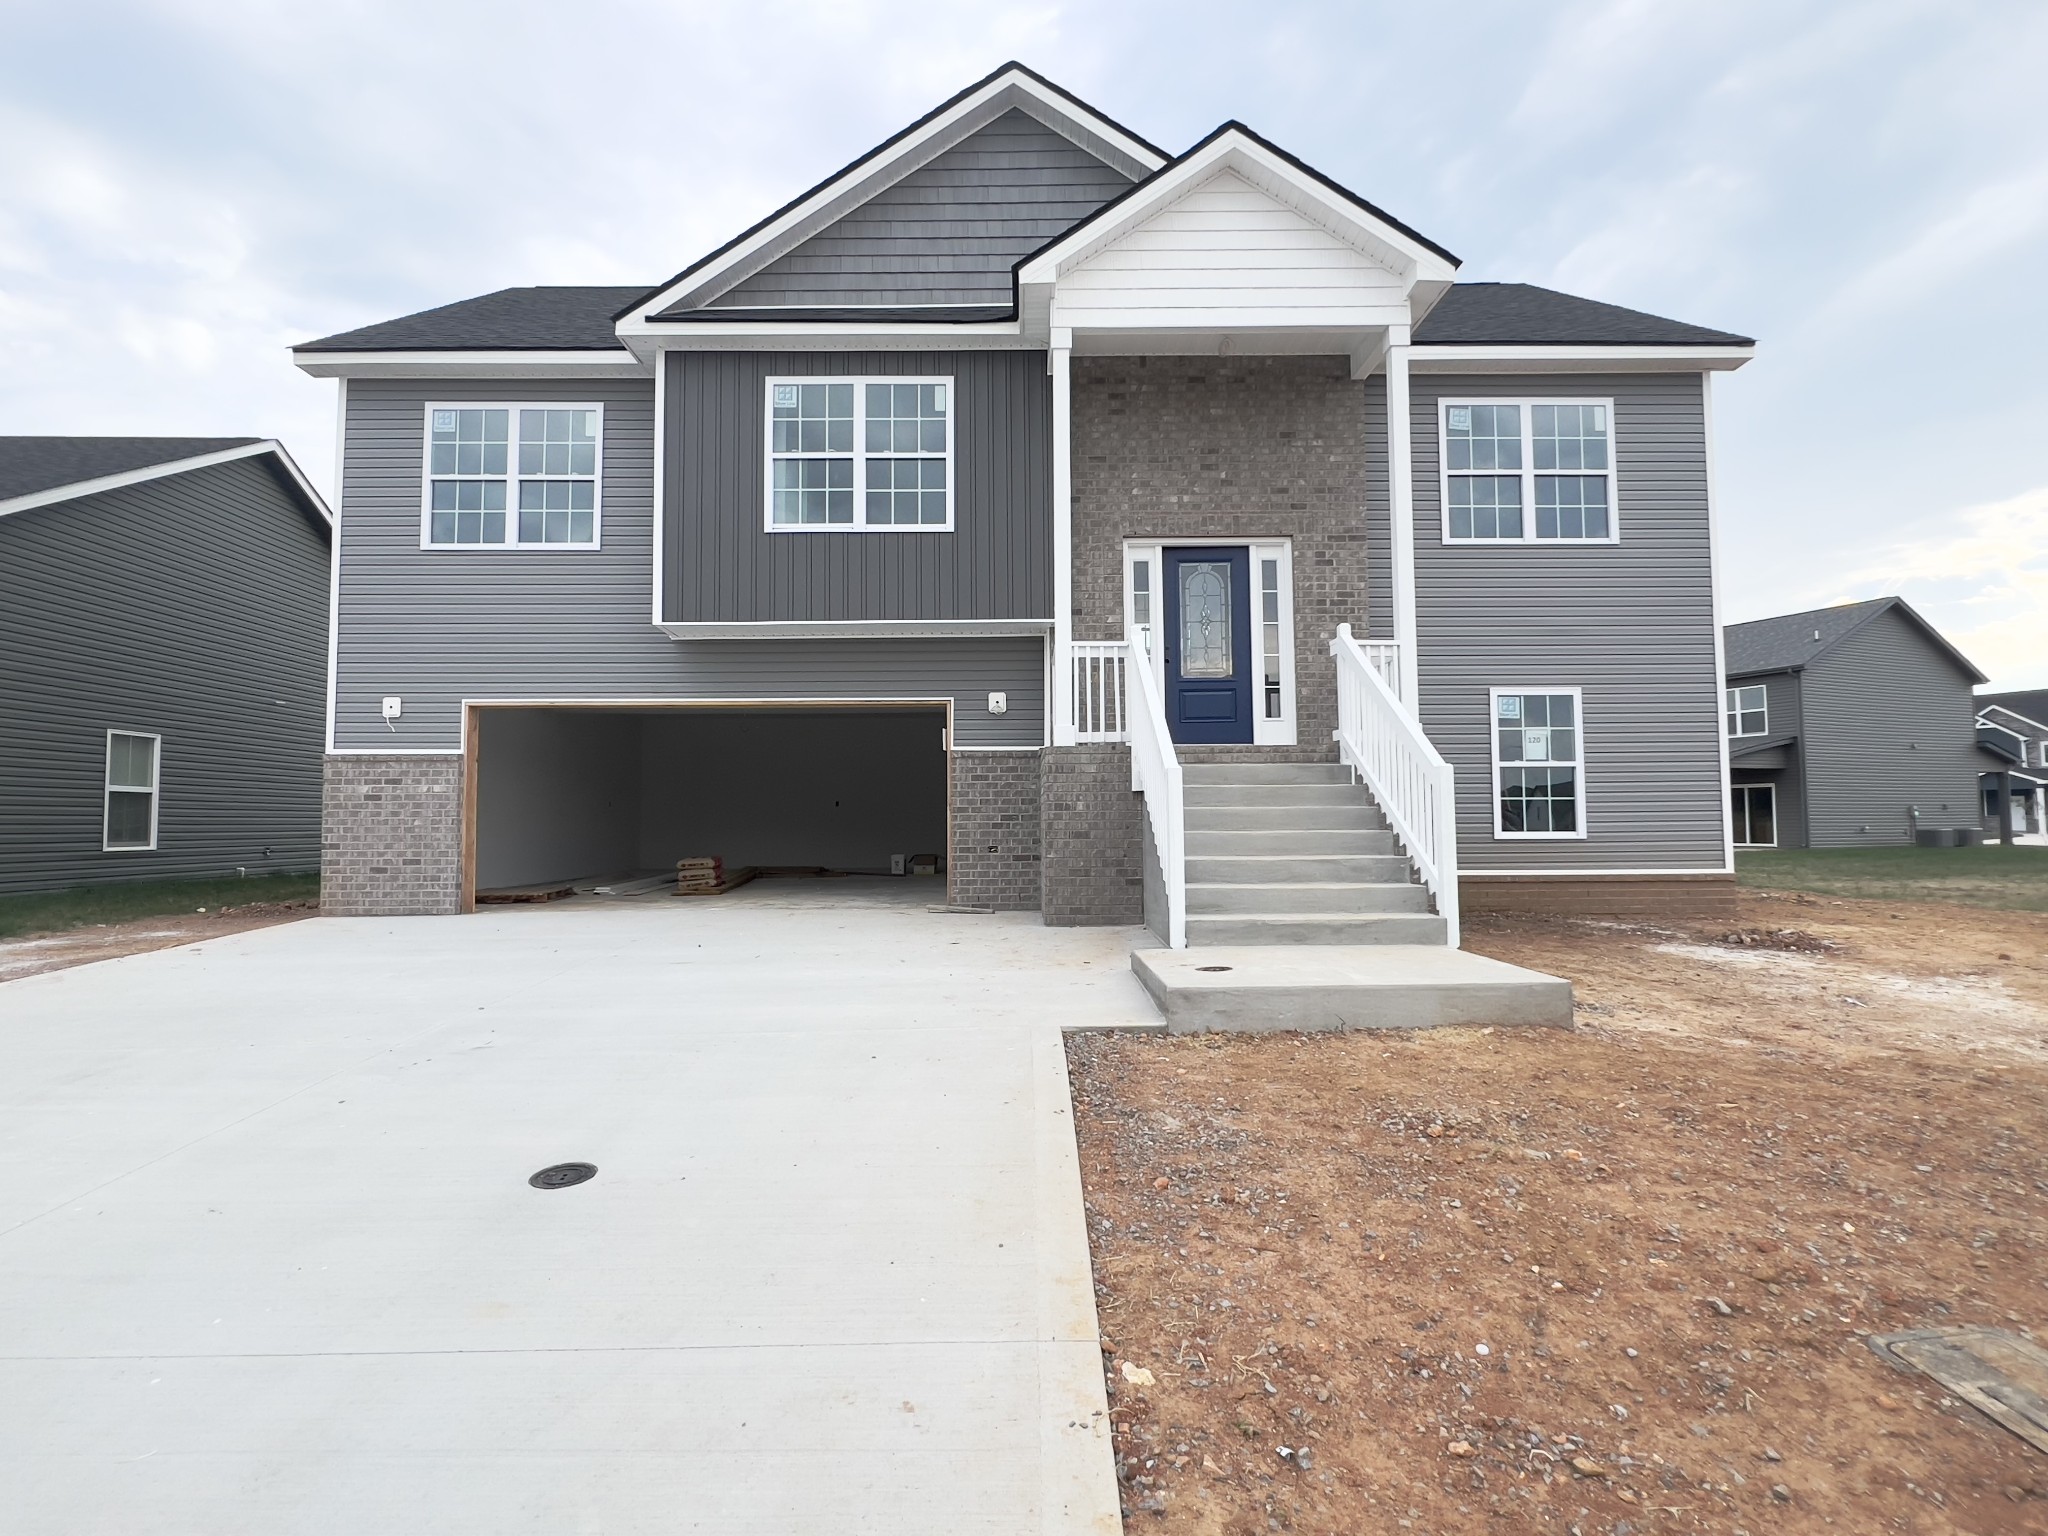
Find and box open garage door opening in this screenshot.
[467,705,951,905]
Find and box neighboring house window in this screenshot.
[1731,783,1776,847]
[1726,684,1768,737]
[766,378,954,530]
[1442,400,1615,543]
[1492,689,1585,837]
[422,405,602,548]
[104,731,160,851]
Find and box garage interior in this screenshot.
[470,706,950,897]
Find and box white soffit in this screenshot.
[292,350,651,379]
[616,67,1167,339]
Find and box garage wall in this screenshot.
[637,711,947,873]
[475,711,640,888]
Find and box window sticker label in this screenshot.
[432,410,456,432]
[1448,406,1471,431]
[773,385,798,408]
[1498,695,1521,719]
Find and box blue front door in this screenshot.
[1162,546,1253,744]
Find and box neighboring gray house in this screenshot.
[0,438,332,895]
[296,63,1756,938]
[1974,695,2048,844]
[1722,597,1988,849]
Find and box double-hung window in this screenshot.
[423,404,602,547]
[104,730,160,851]
[1491,689,1585,837]
[1726,684,1768,737]
[766,377,953,530]
[1443,400,1615,542]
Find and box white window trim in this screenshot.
[1726,683,1769,737]
[1438,398,1620,546]
[1123,539,1296,747]
[1732,782,1778,848]
[418,402,605,551]
[763,375,956,533]
[103,729,161,853]
[1488,685,1588,840]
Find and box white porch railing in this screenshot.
[1123,637,1187,949]
[1070,641,1129,741]
[1362,639,1402,701]
[1331,623,1459,947]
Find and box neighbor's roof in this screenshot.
[0,437,330,526]
[1726,597,1987,684]
[1979,689,2048,731]
[1412,284,1752,348]
[298,280,1748,354]
[0,436,261,503]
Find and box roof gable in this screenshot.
[1726,596,1986,684]
[622,63,1165,331]
[0,437,329,530]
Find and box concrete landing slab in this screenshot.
[1132,944,1573,1034]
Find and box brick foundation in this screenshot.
[949,750,1042,911]
[1461,873,1739,921]
[321,755,464,916]
[1041,744,1144,925]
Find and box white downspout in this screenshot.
[1050,329,1075,746]
[1384,323,1420,710]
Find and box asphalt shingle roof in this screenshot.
[297,282,1752,353]
[0,437,262,504]
[1979,689,2048,730]
[1726,596,1987,685]
[1412,284,1752,347]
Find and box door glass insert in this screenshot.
[1179,561,1233,678]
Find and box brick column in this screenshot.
[949,750,1042,910]
[321,755,464,916]
[1040,743,1143,925]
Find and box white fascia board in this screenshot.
[623,322,1031,361]
[0,439,332,525]
[1978,703,2048,736]
[1408,345,1754,374]
[1018,131,1460,299]
[658,618,1052,641]
[293,350,650,380]
[617,70,1167,332]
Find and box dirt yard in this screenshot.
[0,900,315,981]
[1068,891,2048,1535]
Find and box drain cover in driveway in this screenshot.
[1869,1326,2048,1452]
[529,1162,598,1189]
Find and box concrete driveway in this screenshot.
[0,883,1156,1533]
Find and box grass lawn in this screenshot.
[0,873,319,941]
[1737,843,2048,911]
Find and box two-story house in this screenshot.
[1975,697,2048,844]
[297,64,1754,941]
[1723,597,1990,848]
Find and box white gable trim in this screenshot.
[617,67,1166,339]
[1017,127,1459,337]
[0,440,332,526]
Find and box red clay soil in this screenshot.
[0,902,314,981]
[1067,892,2048,1535]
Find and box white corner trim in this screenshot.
[1408,344,1753,374]
[325,381,347,754]
[651,349,667,628]
[292,350,650,380]
[0,439,332,524]
[1704,370,1737,869]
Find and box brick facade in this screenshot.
[1072,356,1371,759]
[321,755,464,916]
[1040,744,1143,925]
[1461,874,1739,921]
[948,750,1042,910]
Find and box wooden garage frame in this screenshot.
[459,697,958,913]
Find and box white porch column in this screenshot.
[1384,322,1421,710]
[1050,330,1076,746]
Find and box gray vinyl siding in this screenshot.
[1800,608,1985,844]
[0,458,328,894]
[664,349,1052,624]
[1408,372,1727,871]
[335,377,1045,751]
[1729,669,1806,847]
[712,110,1132,308]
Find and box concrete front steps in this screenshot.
[1183,762,1445,945]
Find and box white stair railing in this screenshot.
[1069,641,1129,741]
[1123,637,1187,949]
[1362,639,1402,700]
[1331,623,1459,947]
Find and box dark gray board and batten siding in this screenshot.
[335,377,1045,752]
[664,349,1052,624]
[1397,372,1728,872]
[0,457,329,894]
[702,110,1134,310]
[1800,607,1986,845]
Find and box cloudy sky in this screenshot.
[4,0,2044,686]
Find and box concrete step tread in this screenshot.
[1182,764,1351,784]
